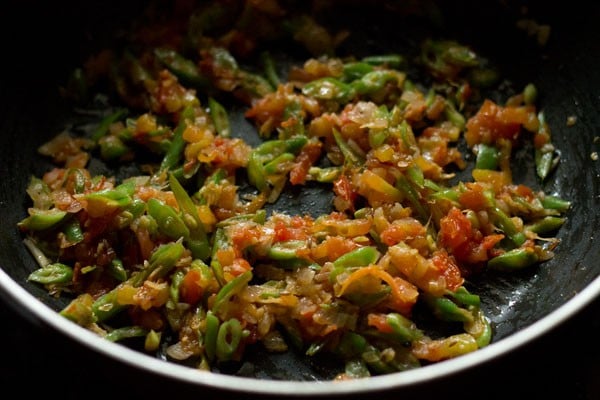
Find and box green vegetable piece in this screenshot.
[444,100,466,130]
[247,135,308,191]
[424,294,473,323]
[63,218,84,244]
[330,246,379,284]
[169,173,210,260]
[84,181,135,213]
[344,359,371,379]
[489,206,526,246]
[147,198,190,240]
[216,318,242,361]
[352,70,400,95]
[91,108,128,142]
[238,70,274,99]
[333,246,379,269]
[108,259,127,282]
[447,286,480,308]
[342,62,374,81]
[59,293,96,326]
[541,195,571,212]
[337,332,367,359]
[212,271,252,314]
[91,290,123,323]
[260,51,280,89]
[92,242,185,322]
[105,326,148,342]
[159,105,195,173]
[302,77,356,103]
[208,97,230,138]
[307,166,342,182]
[362,54,405,69]
[535,147,558,181]
[210,227,227,287]
[475,143,500,170]
[526,216,566,235]
[154,47,208,88]
[523,83,537,105]
[169,270,185,303]
[267,240,306,261]
[332,128,365,166]
[28,263,73,285]
[204,310,219,361]
[18,209,67,231]
[395,174,430,225]
[386,313,424,342]
[488,247,539,271]
[99,135,130,160]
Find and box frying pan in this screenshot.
[1,0,599,397]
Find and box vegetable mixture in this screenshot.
[18,0,569,379]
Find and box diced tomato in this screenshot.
[311,236,359,263]
[367,313,393,333]
[430,249,464,291]
[458,183,489,211]
[380,217,426,246]
[465,99,536,147]
[228,257,252,277]
[290,141,322,185]
[333,174,357,211]
[180,269,203,305]
[438,207,472,251]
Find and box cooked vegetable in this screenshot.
[18,0,569,381]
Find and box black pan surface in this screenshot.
[1,0,599,396]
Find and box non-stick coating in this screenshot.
[1,0,599,388]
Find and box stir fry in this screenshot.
[18,0,569,379]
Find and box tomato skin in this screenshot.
[439,207,472,251]
[333,174,357,211]
[430,249,464,291]
[465,99,537,148]
[290,141,322,185]
[180,269,203,305]
[380,217,427,246]
[439,207,505,267]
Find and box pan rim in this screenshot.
[1,265,599,395]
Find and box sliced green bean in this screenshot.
[154,47,208,89]
[525,216,566,235]
[169,173,210,260]
[91,108,128,142]
[386,313,424,342]
[329,246,379,284]
[541,195,571,212]
[159,105,195,173]
[28,262,73,285]
[475,143,499,170]
[260,51,280,89]
[362,54,405,69]
[208,97,230,138]
[108,259,127,282]
[216,318,242,361]
[488,247,539,271]
[211,271,252,314]
[302,77,356,103]
[59,293,96,326]
[147,198,190,240]
[105,326,148,342]
[18,209,67,231]
[204,310,219,361]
